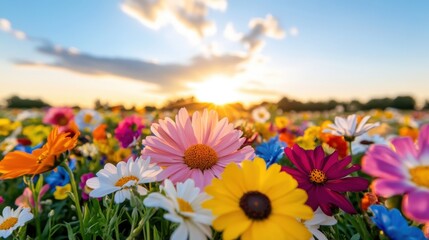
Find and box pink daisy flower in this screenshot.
[141,108,255,188]
[43,107,74,126]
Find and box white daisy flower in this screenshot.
[352,133,388,154]
[252,106,270,123]
[86,156,161,203]
[323,114,380,141]
[0,207,33,238]
[304,208,337,240]
[144,179,213,240]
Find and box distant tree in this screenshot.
[391,96,416,110]
[423,101,429,110]
[363,98,393,110]
[6,95,50,109]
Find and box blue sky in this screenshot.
[1,0,428,107]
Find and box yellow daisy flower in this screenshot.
[203,158,313,240]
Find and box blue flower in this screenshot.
[370,205,427,240]
[14,143,43,153]
[255,136,286,166]
[45,160,76,190]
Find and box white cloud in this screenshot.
[121,0,227,40]
[223,22,243,42]
[289,27,299,37]
[13,30,26,40]
[241,14,285,53]
[0,18,11,32]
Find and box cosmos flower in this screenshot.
[369,205,426,240]
[0,122,80,179]
[114,115,144,148]
[255,136,286,166]
[323,114,380,141]
[79,173,96,201]
[86,156,161,203]
[144,179,213,240]
[352,133,387,155]
[0,207,33,238]
[141,108,254,189]
[304,208,337,240]
[362,124,429,223]
[282,145,369,215]
[75,109,103,132]
[252,106,270,123]
[43,107,74,126]
[203,158,313,240]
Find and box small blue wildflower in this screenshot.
[255,136,286,167]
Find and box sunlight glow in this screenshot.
[191,76,241,105]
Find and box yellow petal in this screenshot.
[213,211,252,240]
[270,215,312,240]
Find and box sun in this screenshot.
[191,76,241,105]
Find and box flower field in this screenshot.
[0,106,428,240]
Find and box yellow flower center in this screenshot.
[115,176,139,187]
[0,217,18,230]
[258,112,266,119]
[183,144,218,170]
[309,169,327,184]
[409,166,429,188]
[83,114,93,124]
[177,198,194,212]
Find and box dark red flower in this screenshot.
[281,144,369,216]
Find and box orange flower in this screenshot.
[361,192,379,212]
[0,121,80,180]
[92,124,107,141]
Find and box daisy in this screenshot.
[351,133,387,155]
[362,124,429,223]
[203,158,313,240]
[144,179,213,240]
[75,109,103,132]
[252,106,270,123]
[86,156,161,203]
[323,114,380,141]
[282,145,369,215]
[304,208,337,240]
[0,206,33,238]
[141,108,254,189]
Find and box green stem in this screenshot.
[28,176,41,239]
[61,161,86,240]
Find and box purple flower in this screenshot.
[114,115,144,148]
[282,145,369,216]
[363,124,429,223]
[79,173,96,201]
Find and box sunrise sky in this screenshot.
[1,0,429,107]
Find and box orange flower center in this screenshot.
[83,114,93,124]
[115,176,139,187]
[309,169,327,184]
[0,217,18,230]
[177,198,194,212]
[183,144,218,170]
[410,166,429,188]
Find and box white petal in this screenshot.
[171,222,189,240]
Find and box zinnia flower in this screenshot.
[75,109,103,132]
[282,145,369,215]
[0,206,33,238]
[203,158,313,240]
[0,122,80,179]
[43,107,74,126]
[323,114,380,141]
[362,124,429,223]
[86,156,161,203]
[369,205,426,240]
[304,208,337,240]
[141,108,255,189]
[114,115,144,148]
[144,179,213,240]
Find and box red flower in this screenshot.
[281,144,369,215]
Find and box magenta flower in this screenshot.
[79,173,96,201]
[282,145,369,215]
[15,184,50,211]
[363,124,429,223]
[0,196,4,204]
[43,107,74,126]
[141,108,255,189]
[114,115,144,148]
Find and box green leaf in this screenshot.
[351,233,360,240]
